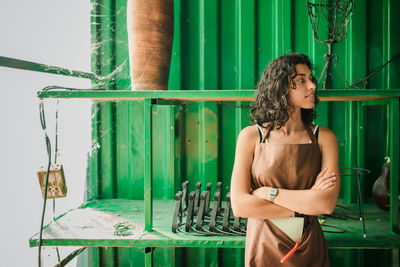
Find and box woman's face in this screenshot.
[288,64,316,110]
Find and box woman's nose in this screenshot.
[308,80,317,90]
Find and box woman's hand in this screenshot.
[251,168,336,201]
[251,186,271,200]
[311,168,336,190]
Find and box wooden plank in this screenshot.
[37,89,400,101]
[36,96,394,102]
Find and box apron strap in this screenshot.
[262,125,271,143]
[256,124,270,143]
[305,125,318,144]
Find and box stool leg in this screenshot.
[356,173,366,238]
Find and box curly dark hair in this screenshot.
[250,53,319,129]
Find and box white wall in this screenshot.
[0,1,91,266]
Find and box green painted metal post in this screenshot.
[152,105,177,199]
[87,0,104,265]
[307,0,330,127]
[98,102,116,199]
[167,106,177,198]
[356,101,366,221]
[383,0,392,90]
[357,102,365,171]
[168,0,181,91]
[198,0,219,187]
[234,0,255,263]
[235,0,255,91]
[343,1,367,204]
[116,101,135,199]
[346,0,367,89]
[144,99,153,231]
[235,0,254,137]
[392,249,399,267]
[115,0,137,205]
[96,1,118,265]
[196,1,220,266]
[145,248,153,267]
[88,103,100,201]
[386,104,390,157]
[343,101,358,204]
[271,0,291,57]
[384,2,400,237]
[389,97,399,233]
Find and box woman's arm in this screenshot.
[230,126,295,219]
[252,127,340,215]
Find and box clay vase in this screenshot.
[127,0,174,90]
[372,161,400,211]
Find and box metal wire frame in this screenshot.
[307,0,354,89]
[307,0,354,44]
[340,167,371,238]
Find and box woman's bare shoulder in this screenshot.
[238,125,260,138]
[317,126,338,146]
[237,125,260,147]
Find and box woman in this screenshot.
[230,54,340,266]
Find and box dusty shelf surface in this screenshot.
[30,199,400,249]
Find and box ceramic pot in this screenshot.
[372,161,400,211]
[127,0,174,90]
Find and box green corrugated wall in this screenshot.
[81,0,400,266]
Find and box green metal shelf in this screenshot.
[32,89,399,255]
[29,199,400,249]
[33,89,400,239]
[37,89,400,102]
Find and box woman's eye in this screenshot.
[297,79,305,83]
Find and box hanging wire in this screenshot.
[38,99,53,267]
[40,85,106,92]
[54,100,60,165]
[346,49,400,89]
[53,100,61,263]
[38,98,64,266]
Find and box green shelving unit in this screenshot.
[0,0,396,265]
[35,89,400,236]
[30,87,400,265]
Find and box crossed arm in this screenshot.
[230,125,340,219]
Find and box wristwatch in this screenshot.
[269,187,278,202]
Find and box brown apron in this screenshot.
[245,126,330,267]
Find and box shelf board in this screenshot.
[37,89,400,102]
[29,199,400,249]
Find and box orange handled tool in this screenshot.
[280,241,300,264]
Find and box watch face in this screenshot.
[269,188,278,202]
[270,188,277,195]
